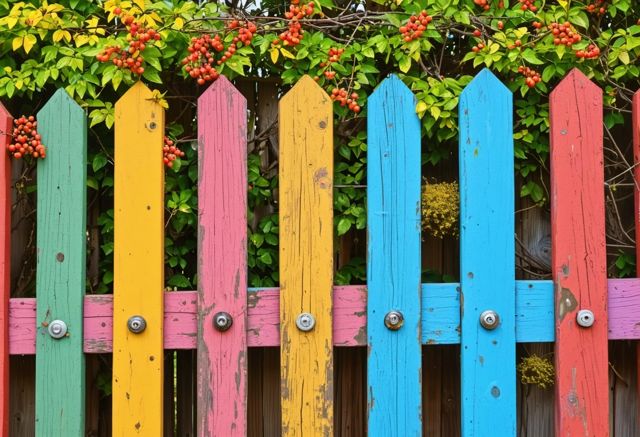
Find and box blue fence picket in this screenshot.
[459,69,516,436]
[367,75,422,435]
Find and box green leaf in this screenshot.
[142,68,162,84]
[399,56,411,73]
[337,217,352,235]
[522,49,544,65]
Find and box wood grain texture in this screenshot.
[279,75,334,436]
[35,90,87,436]
[9,279,640,355]
[197,76,248,436]
[0,103,10,437]
[459,69,516,436]
[550,68,608,436]
[112,82,164,436]
[367,75,422,435]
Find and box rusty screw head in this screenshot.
[479,310,500,330]
[127,315,146,334]
[576,309,595,328]
[213,312,233,332]
[384,311,404,330]
[48,320,67,339]
[296,313,316,332]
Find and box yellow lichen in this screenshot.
[517,355,555,389]
[421,181,459,238]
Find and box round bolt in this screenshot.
[384,311,404,331]
[479,310,500,330]
[576,309,595,328]
[295,312,316,332]
[213,312,233,332]
[127,315,147,334]
[48,320,67,339]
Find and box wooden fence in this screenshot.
[0,68,639,436]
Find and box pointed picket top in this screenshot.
[115,80,157,110]
[0,101,11,437]
[280,74,330,104]
[198,75,245,105]
[369,74,415,104]
[39,88,83,120]
[461,68,510,99]
[551,68,600,97]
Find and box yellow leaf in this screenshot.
[270,47,279,64]
[172,17,184,30]
[5,16,18,29]
[557,0,568,9]
[280,47,295,59]
[75,34,90,47]
[133,0,145,10]
[53,29,64,42]
[415,100,427,114]
[12,36,22,51]
[430,106,441,120]
[23,34,36,54]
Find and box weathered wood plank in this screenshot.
[459,68,516,436]
[0,103,10,437]
[112,82,164,436]
[35,90,87,436]
[197,76,248,436]
[279,75,334,436]
[367,75,422,435]
[550,68,608,436]
[9,279,640,354]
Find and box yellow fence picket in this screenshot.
[112,82,165,436]
[279,75,334,436]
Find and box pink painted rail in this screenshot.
[7,280,640,355]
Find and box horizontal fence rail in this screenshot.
[2,68,640,435]
[7,279,640,354]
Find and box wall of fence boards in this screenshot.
[2,68,640,436]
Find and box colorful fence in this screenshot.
[1,68,640,436]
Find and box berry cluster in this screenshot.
[532,21,543,30]
[575,44,600,59]
[275,0,315,47]
[473,0,490,11]
[181,20,257,85]
[548,22,581,46]
[518,0,538,12]
[96,14,161,76]
[321,47,344,80]
[399,11,433,42]
[163,136,184,168]
[471,42,485,53]
[507,39,523,50]
[330,88,361,113]
[585,0,606,15]
[518,66,541,88]
[7,116,45,160]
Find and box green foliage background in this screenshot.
[0,0,639,293]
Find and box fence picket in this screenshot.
[0,103,11,437]
[197,76,248,436]
[279,75,334,436]
[35,89,87,436]
[632,87,640,430]
[112,82,165,436]
[550,68,608,435]
[367,75,422,435]
[459,69,516,436]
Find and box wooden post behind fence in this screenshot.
[367,75,422,435]
[112,82,165,436]
[459,69,516,436]
[197,76,248,436]
[550,68,609,435]
[35,89,87,436]
[279,75,334,436]
[0,103,11,437]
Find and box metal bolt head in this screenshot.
[48,320,67,339]
[384,311,404,330]
[576,309,595,328]
[213,312,233,332]
[479,310,500,330]
[127,315,146,334]
[295,312,315,332]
